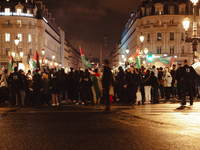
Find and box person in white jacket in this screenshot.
[163,68,172,102]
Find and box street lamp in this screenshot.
[52,55,55,68]
[144,48,148,55]
[182,0,199,64]
[41,49,45,68]
[122,54,125,59]
[13,36,23,68]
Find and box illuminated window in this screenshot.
[5,20,10,25]
[17,20,22,27]
[5,33,10,42]
[45,38,47,46]
[26,0,28,3]
[157,33,161,41]
[5,8,10,16]
[157,7,162,15]
[27,10,31,14]
[36,36,37,44]
[6,48,10,56]
[17,9,22,14]
[18,34,22,42]
[28,34,32,43]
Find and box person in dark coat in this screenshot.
[180,60,196,106]
[8,67,22,106]
[33,69,41,105]
[143,69,152,104]
[116,66,126,105]
[81,69,93,106]
[151,71,159,104]
[58,69,69,104]
[175,63,182,100]
[50,73,59,106]
[41,73,50,106]
[170,64,176,97]
[19,70,28,106]
[158,67,164,98]
[74,70,80,105]
[68,67,75,102]
[125,66,140,107]
[102,59,112,111]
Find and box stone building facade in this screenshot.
[0,0,82,72]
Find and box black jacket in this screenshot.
[126,72,140,87]
[102,66,112,89]
[116,70,126,91]
[8,71,22,87]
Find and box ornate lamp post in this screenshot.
[182,0,200,64]
[12,36,23,68]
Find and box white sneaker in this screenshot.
[82,102,84,105]
[75,102,79,105]
[56,103,59,106]
[51,103,56,106]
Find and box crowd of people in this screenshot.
[0,59,198,110]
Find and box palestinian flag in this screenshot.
[135,46,141,68]
[79,46,91,68]
[9,55,13,71]
[32,51,40,70]
[159,56,174,67]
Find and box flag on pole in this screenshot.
[159,56,174,67]
[9,55,13,71]
[32,51,40,70]
[135,46,141,68]
[79,46,91,68]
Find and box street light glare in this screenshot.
[12,52,15,58]
[191,0,199,5]
[140,35,144,43]
[183,17,190,31]
[126,47,129,54]
[20,51,23,58]
[42,49,45,55]
[14,36,20,45]
[144,48,148,54]
[52,55,55,59]
[122,54,125,58]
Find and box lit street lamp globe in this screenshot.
[140,35,144,43]
[144,48,148,55]
[183,17,190,31]
[14,36,20,45]
[126,47,129,54]
[190,0,199,5]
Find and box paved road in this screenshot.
[0,102,200,150]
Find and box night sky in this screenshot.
[42,0,139,60]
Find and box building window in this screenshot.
[6,48,10,56]
[157,46,161,54]
[157,33,161,41]
[28,34,32,43]
[5,8,10,16]
[27,9,31,14]
[170,32,174,41]
[147,20,150,26]
[170,46,174,54]
[5,20,10,25]
[157,7,162,15]
[147,33,150,41]
[45,38,47,46]
[36,36,37,44]
[18,34,22,42]
[17,9,22,14]
[52,44,55,50]
[17,20,22,27]
[5,33,10,42]
[181,33,184,41]
[181,46,184,54]
[169,6,174,14]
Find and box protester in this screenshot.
[163,68,172,102]
[19,70,28,106]
[143,69,152,104]
[33,69,41,105]
[41,73,50,106]
[102,59,112,111]
[50,73,59,106]
[151,71,159,104]
[0,69,9,103]
[8,67,22,106]
[91,69,101,105]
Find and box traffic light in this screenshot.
[147,52,153,62]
